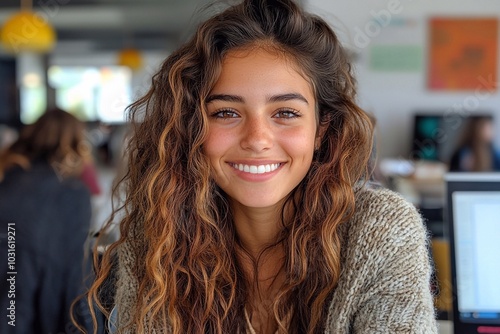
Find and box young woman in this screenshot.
[86,0,437,333]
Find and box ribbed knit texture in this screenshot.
[115,187,438,333]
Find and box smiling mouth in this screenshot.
[229,163,282,174]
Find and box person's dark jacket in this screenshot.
[0,162,91,334]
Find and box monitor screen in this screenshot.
[452,191,500,323]
[446,173,500,333]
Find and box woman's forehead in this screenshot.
[216,43,315,94]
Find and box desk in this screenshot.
[438,320,453,334]
[391,175,445,207]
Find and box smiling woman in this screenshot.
[82,0,438,333]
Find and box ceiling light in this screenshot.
[0,0,56,53]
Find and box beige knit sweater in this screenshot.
[114,187,438,333]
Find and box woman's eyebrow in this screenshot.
[206,93,309,105]
[268,93,309,105]
[206,94,244,103]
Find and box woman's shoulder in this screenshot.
[1,162,90,205]
[329,186,436,333]
[336,185,431,297]
[353,185,420,219]
[348,185,427,247]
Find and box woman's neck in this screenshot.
[231,201,283,257]
[231,202,288,334]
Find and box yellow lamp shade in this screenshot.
[117,48,143,70]
[0,11,56,53]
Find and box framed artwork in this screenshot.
[428,18,498,91]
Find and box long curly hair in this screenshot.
[85,0,373,333]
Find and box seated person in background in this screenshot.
[450,116,500,172]
[0,108,92,334]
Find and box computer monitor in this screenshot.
[411,113,493,164]
[446,173,500,334]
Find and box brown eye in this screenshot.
[273,108,300,119]
[211,109,239,119]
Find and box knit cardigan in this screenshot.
[114,187,438,333]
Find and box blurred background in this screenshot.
[0,0,499,333]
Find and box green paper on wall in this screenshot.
[369,45,422,71]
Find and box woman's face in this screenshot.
[204,47,319,210]
[479,120,494,143]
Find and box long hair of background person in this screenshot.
[0,107,90,181]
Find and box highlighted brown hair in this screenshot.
[85,0,373,333]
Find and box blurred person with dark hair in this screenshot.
[0,108,92,333]
[450,116,500,172]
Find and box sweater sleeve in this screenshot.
[115,231,173,333]
[115,237,141,332]
[348,189,437,333]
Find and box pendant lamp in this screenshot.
[117,47,143,71]
[0,0,56,53]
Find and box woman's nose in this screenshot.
[240,116,273,152]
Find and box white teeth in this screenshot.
[231,163,281,174]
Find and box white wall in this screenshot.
[305,0,500,159]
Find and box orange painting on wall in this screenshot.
[428,18,498,91]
